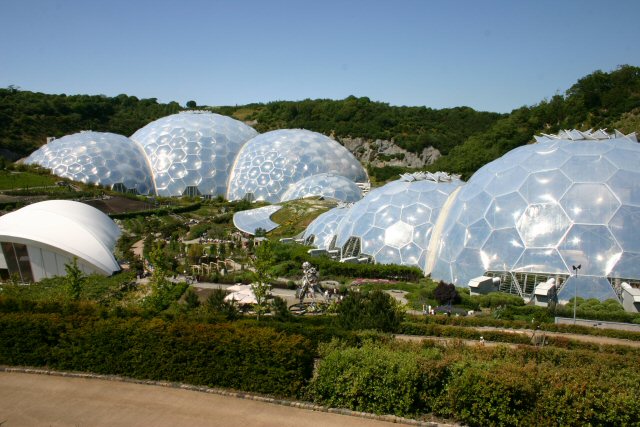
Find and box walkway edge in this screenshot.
[0,366,455,427]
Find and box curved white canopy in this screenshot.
[0,200,121,274]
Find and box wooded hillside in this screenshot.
[1,65,638,180]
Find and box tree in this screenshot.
[434,281,460,307]
[186,100,197,108]
[251,240,274,320]
[65,257,85,301]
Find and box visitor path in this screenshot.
[0,371,445,427]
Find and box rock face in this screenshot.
[338,137,441,168]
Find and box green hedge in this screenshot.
[308,341,640,426]
[0,313,314,397]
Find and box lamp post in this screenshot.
[572,264,581,324]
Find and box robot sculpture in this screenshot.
[298,261,320,303]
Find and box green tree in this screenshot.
[65,257,85,301]
[251,241,274,320]
[433,281,460,307]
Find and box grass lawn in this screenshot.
[0,171,58,190]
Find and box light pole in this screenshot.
[572,264,581,324]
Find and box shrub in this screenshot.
[307,342,428,415]
[0,313,314,397]
[336,290,404,332]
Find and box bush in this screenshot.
[0,313,314,397]
[307,342,430,415]
[336,290,404,332]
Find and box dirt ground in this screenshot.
[0,372,435,427]
[83,196,154,214]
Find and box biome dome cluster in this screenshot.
[301,130,640,305]
[26,113,368,202]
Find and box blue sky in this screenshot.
[1,0,639,113]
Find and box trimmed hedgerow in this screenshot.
[0,313,313,397]
[307,339,640,426]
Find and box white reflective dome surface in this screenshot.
[226,129,367,203]
[25,131,154,194]
[131,112,258,197]
[429,130,640,301]
[280,173,363,202]
[302,205,350,250]
[334,172,464,269]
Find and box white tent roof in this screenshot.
[0,200,121,274]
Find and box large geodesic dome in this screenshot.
[24,131,154,194]
[226,129,368,203]
[302,205,351,250]
[333,172,464,269]
[428,129,640,302]
[280,173,363,203]
[131,111,258,197]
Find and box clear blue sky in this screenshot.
[1,0,639,113]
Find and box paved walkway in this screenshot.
[0,372,437,427]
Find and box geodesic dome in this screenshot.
[226,129,368,203]
[428,129,640,302]
[334,172,464,269]
[302,204,351,250]
[280,173,363,203]
[25,131,154,194]
[131,111,258,197]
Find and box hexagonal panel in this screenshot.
[512,248,567,274]
[485,165,528,196]
[516,203,571,247]
[609,205,640,252]
[608,169,640,207]
[480,228,525,272]
[610,252,640,280]
[485,191,528,229]
[557,276,618,302]
[519,169,572,204]
[562,155,617,183]
[560,183,620,224]
[384,221,413,248]
[361,227,385,255]
[374,205,401,228]
[558,224,622,276]
[401,203,430,226]
[464,218,492,249]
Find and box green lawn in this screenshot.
[0,171,58,190]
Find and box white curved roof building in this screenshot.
[0,200,121,282]
[428,130,640,303]
[226,129,368,203]
[24,131,155,194]
[131,111,258,197]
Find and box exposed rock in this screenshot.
[338,137,441,168]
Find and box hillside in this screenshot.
[1,65,639,180]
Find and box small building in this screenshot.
[0,200,121,282]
